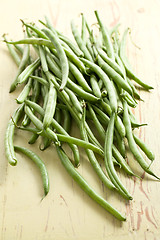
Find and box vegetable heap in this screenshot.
[3,11,157,221]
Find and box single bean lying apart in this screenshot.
[3,11,158,221]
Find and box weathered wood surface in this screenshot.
[0,0,160,239]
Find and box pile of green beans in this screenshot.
[3,11,158,221]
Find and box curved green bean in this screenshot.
[5,104,24,166]
[56,145,126,221]
[14,145,49,197]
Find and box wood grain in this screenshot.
[0,0,160,239]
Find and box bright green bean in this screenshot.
[5,104,24,166]
[43,80,57,129]
[16,78,33,104]
[133,134,155,161]
[104,112,132,200]
[94,10,115,60]
[42,28,69,91]
[71,20,93,61]
[90,74,101,98]
[68,61,92,93]
[56,145,126,221]
[17,58,40,84]
[14,145,49,197]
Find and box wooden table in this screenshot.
[0,0,160,239]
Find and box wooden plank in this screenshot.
[0,0,160,239]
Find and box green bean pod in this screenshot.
[56,145,126,221]
[90,74,101,98]
[71,20,93,61]
[10,43,30,92]
[94,10,115,60]
[42,28,69,91]
[17,58,41,84]
[3,35,21,66]
[68,61,92,93]
[104,112,133,200]
[43,79,57,129]
[133,134,155,161]
[14,145,49,197]
[5,104,24,166]
[16,78,33,104]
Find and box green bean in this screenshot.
[123,101,159,179]
[3,35,21,66]
[65,87,82,113]
[126,77,142,101]
[112,145,135,176]
[133,134,155,161]
[47,42,86,73]
[16,78,33,104]
[62,47,86,73]
[96,47,124,77]
[14,145,49,197]
[46,52,62,79]
[90,74,101,98]
[94,10,115,60]
[104,112,132,200]
[56,134,103,156]
[28,132,39,144]
[30,75,48,86]
[80,58,117,112]
[10,43,30,92]
[4,38,54,48]
[59,34,84,57]
[40,136,52,151]
[43,79,57,129]
[120,28,153,90]
[42,28,69,91]
[68,61,92,93]
[39,46,49,73]
[5,104,24,166]
[17,58,40,84]
[71,20,93,61]
[22,75,41,133]
[44,16,58,35]
[100,100,126,138]
[22,20,49,39]
[98,79,103,90]
[88,103,106,139]
[97,56,133,96]
[56,145,126,221]
[63,77,100,103]
[81,13,87,44]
